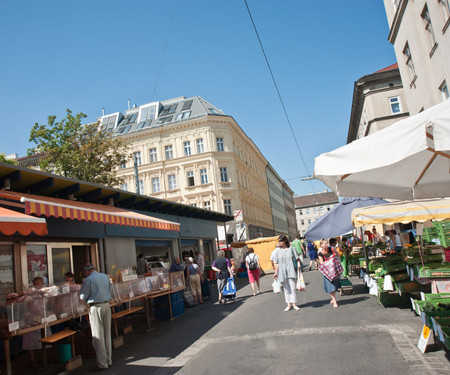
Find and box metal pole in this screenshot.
[360,226,369,275]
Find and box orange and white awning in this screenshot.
[0,206,48,236]
[0,191,180,232]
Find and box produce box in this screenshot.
[391,273,410,283]
[383,262,406,273]
[416,263,450,278]
[395,281,427,293]
[406,254,444,265]
[423,293,450,300]
[420,299,450,327]
[378,291,410,307]
[441,326,450,349]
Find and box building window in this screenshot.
[306,208,310,215]
[440,80,449,101]
[138,180,144,194]
[140,104,157,122]
[389,97,401,113]
[168,174,177,190]
[299,209,303,215]
[200,168,208,184]
[204,201,211,210]
[120,183,128,191]
[313,207,318,213]
[308,219,311,225]
[165,145,173,160]
[176,111,191,121]
[421,5,437,51]
[101,114,117,131]
[184,141,191,156]
[403,43,416,82]
[149,148,158,163]
[216,137,224,151]
[187,171,195,187]
[133,152,141,166]
[301,219,305,226]
[220,167,229,182]
[196,139,204,153]
[320,206,324,212]
[439,0,450,22]
[119,160,127,169]
[224,199,232,215]
[152,177,160,193]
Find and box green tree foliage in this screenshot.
[29,109,129,186]
[0,154,17,165]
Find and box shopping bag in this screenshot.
[184,288,195,307]
[272,279,281,294]
[222,277,236,296]
[318,256,343,281]
[296,271,306,291]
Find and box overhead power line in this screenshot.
[243,0,315,193]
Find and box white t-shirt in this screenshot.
[246,253,259,268]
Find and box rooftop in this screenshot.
[294,191,339,208]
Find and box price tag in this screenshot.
[9,322,19,332]
[60,313,68,319]
[61,286,70,294]
[47,314,57,323]
[418,324,431,353]
[129,292,134,299]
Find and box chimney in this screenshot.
[102,108,105,116]
[128,99,131,110]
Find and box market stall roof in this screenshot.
[0,206,48,236]
[351,198,450,227]
[0,162,233,223]
[313,100,450,200]
[305,197,387,241]
[0,191,180,231]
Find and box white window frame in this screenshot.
[224,199,232,215]
[120,183,128,191]
[168,174,177,190]
[184,141,191,156]
[119,160,127,169]
[389,96,402,114]
[133,151,142,166]
[165,145,173,160]
[196,139,204,153]
[187,171,195,187]
[200,168,208,184]
[151,177,160,193]
[149,148,158,163]
[216,137,224,151]
[421,5,437,50]
[176,111,191,121]
[139,103,157,122]
[220,167,229,182]
[138,180,144,195]
[204,201,211,210]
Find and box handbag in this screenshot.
[318,255,343,281]
[296,271,306,291]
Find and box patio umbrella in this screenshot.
[313,100,450,200]
[305,197,387,241]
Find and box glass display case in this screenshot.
[153,267,170,290]
[112,281,134,302]
[170,271,185,289]
[130,277,148,297]
[145,276,160,292]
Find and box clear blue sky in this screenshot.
[0,0,396,197]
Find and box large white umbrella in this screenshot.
[314,100,450,200]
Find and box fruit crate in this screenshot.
[416,263,450,278]
[383,262,406,273]
[441,326,450,349]
[423,293,450,300]
[378,291,410,307]
[395,281,429,293]
[406,254,444,265]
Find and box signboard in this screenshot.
[417,324,431,353]
[234,210,243,222]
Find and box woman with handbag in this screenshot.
[318,239,341,308]
[273,235,301,312]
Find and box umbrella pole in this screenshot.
[360,226,369,275]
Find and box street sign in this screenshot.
[234,210,243,222]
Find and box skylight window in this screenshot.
[118,125,131,134]
[129,113,138,123]
[182,100,193,111]
[208,108,219,115]
[157,115,173,124]
[101,114,117,130]
[140,104,157,122]
[176,111,191,121]
[160,103,178,116]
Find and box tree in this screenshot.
[29,109,129,186]
[0,154,17,165]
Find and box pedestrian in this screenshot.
[195,250,205,275]
[273,235,301,312]
[245,247,261,296]
[291,235,304,270]
[318,240,341,308]
[391,230,403,253]
[169,256,183,272]
[79,263,112,371]
[307,241,318,270]
[186,257,203,304]
[64,271,76,285]
[211,250,233,304]
[136,253,149,275]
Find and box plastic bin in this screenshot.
[57,343,72,364]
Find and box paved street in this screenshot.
[16,269,450,375]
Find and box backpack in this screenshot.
[248,254,257,271]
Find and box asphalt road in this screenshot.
[16,268,450,375]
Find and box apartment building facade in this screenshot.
[347,63,410,143]
[294,191,339,237]
[383,0,450,114]
[102,96,297,242]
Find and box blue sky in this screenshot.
[0,1,396,197]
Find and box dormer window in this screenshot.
[101,114,118,130]
[160,103,178,116]
[139,104,157,122]
[176,111,191,121]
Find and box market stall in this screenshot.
[230,236,278,273]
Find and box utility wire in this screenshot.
[152,0,178,100]
[243,0,315,193]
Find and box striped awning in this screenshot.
[0,206,48,236]
[0,191,180,231]
[352,198,450,228]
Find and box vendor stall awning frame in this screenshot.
[0,191,180,232]
[0,206,48,236]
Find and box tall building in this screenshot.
[101,96,297,241]
[294,191,339,237]
[347,63,409,143]
[383,0,450,114]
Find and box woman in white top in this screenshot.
[245,247,261,296]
